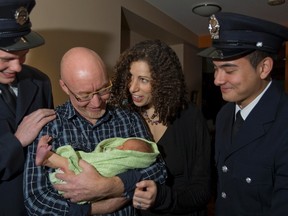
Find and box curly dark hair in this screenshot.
[109,39,189,125]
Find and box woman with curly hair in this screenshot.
[109,39,211,216]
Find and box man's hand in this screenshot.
[91,197,128,214]
[53,159,124,202]
[15,108,56,147]
[133,180,157,210]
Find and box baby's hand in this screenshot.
[36,135,53,166]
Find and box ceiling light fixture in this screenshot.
[267,0,285,5]
[192,3,222,17]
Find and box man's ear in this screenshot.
[259,57,273,80]
[59,79,69,95]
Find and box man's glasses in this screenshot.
[65,81,112,102]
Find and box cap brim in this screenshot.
[0,31,44,51]
[198,47,254,60]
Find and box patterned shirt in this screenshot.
[24,101,167,216]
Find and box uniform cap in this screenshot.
[0,0,44,51]
[198,12,288,60]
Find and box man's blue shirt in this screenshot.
[24,101,166,215]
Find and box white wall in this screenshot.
[26,0,202,106]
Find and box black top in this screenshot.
[139,103,211,216]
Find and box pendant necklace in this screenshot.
[143,110,159,125]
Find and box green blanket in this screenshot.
[49,137,159,185]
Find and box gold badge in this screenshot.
[15,7,29,25]
[208,14,220,39]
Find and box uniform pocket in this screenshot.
[232,162,273,215]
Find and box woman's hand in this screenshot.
[133,180,157,210]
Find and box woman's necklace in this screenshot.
[143,110,159,125]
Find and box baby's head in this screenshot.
[116,139,153,153]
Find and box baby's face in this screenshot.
[117,139,152,153]
[116,140,138,151]
[121,141,137,150]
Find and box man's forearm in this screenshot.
[103,176,125,198]
[91,197,128,214]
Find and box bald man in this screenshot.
[24,47,166,216]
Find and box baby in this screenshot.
[36,135,159,176]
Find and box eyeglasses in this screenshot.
[65,81,112,102]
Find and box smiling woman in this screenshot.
[110,39,211,216]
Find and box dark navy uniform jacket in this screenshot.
[215,81,288,216]
[0,65,53,216]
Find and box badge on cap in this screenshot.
[14,6,29,25]
[209,14,220,39]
